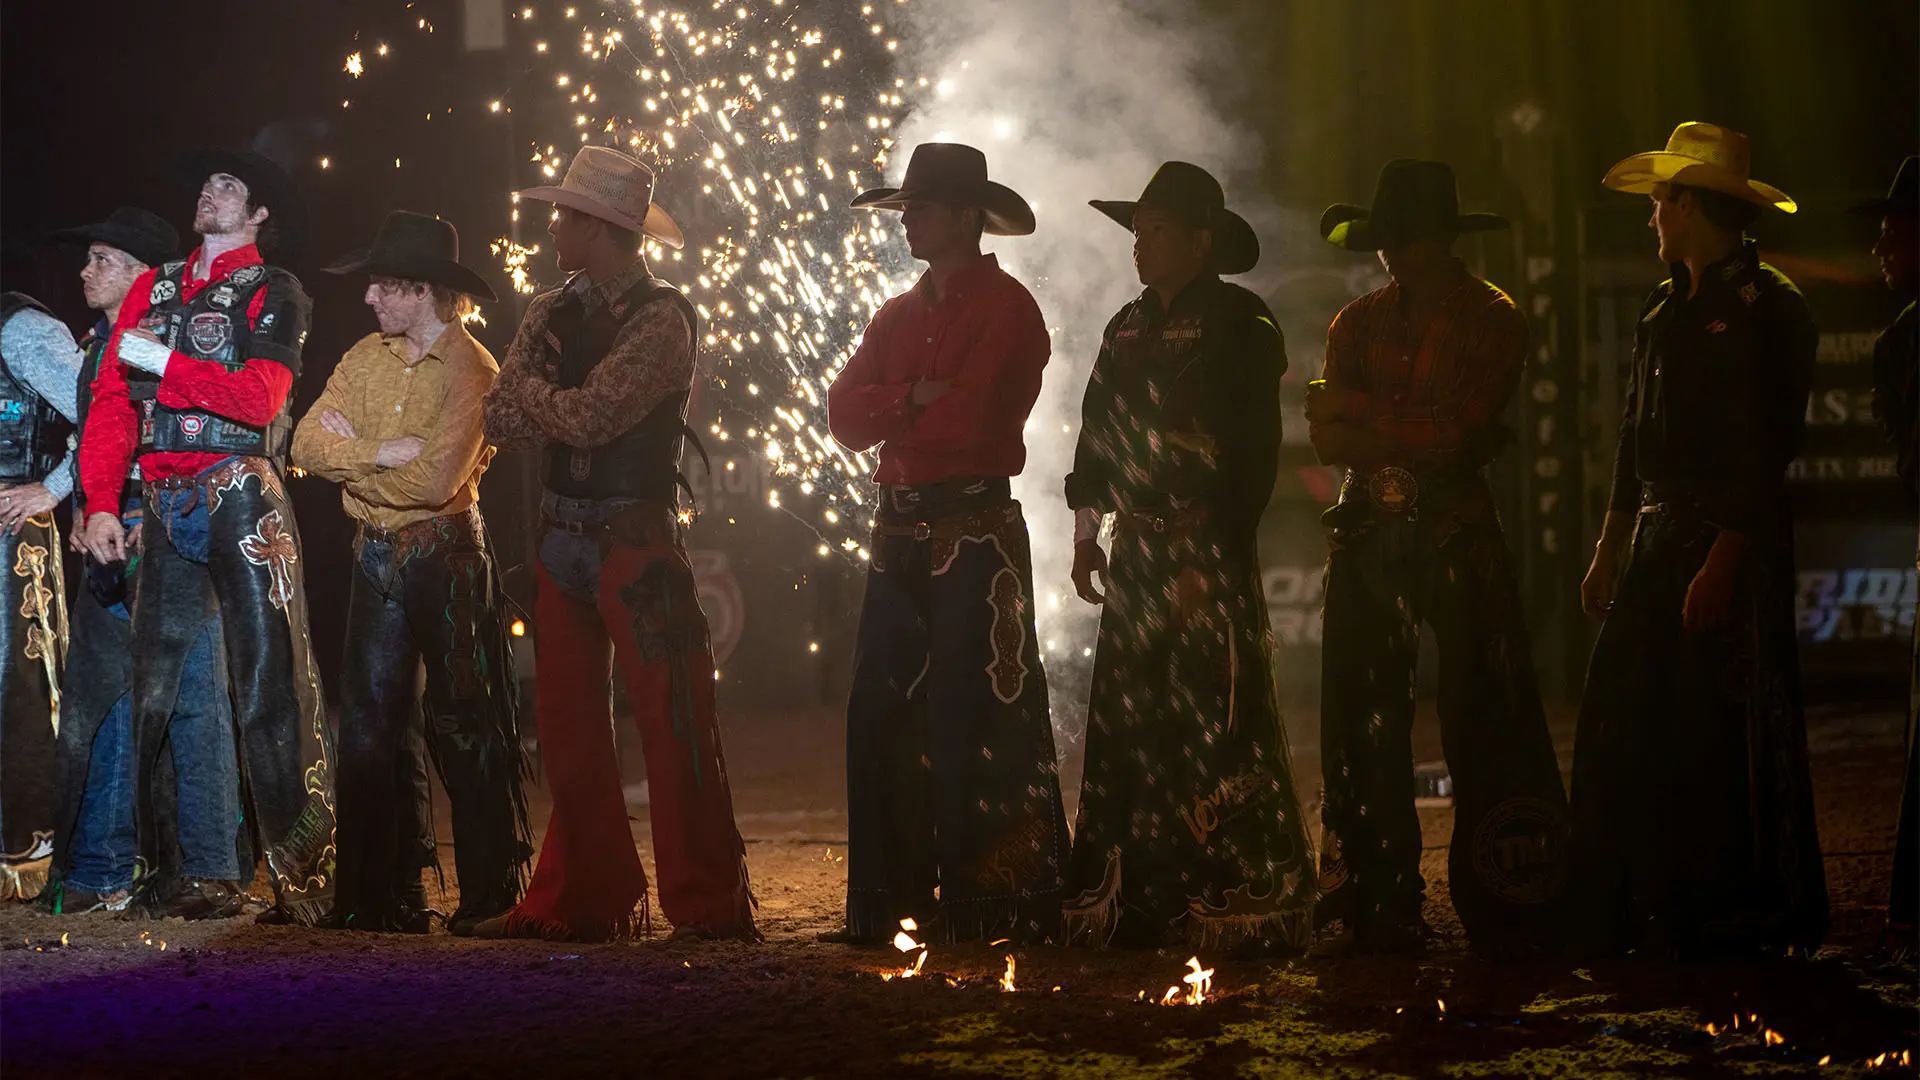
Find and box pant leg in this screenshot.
[1891,534,1918,932]
[601,538,754,936]
[330,554,424,930]
[842,537,936,940]
[0,518,62,859]
[65,692,135,894]
[410,533,529,921]
[502,555,643,940]
[169,618,240,882]
[1317,525,1423,936]
[1424,519,1569,948]
[201,462,336,923]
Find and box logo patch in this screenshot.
[1706,319,1729,335]
[149,279,178,305]
[259,311,276,329]
[208,285,237,309]
[229,264,267,287]
[179,415,205,440]
[186,312,232,355]
[1738,282,1759,306]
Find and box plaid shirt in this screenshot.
[1317,262,1527,465]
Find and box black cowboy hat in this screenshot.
[174,147,307,257]
[851,143,1035,236]
[1850,155,1919,218]
[47,206,181,269]
[1321,159,1509,252]
[323,210,499,303]
[1089,161,1260,275]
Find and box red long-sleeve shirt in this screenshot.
[826,253,1049,485]
[80,244,295,518]
[1315,262,1527,464]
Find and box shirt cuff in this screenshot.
[1073,507,1104,544]
[42,459,75,502]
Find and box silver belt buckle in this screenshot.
[1366,467,1419,513]
[911,522,932,541]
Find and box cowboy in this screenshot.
[821,142,1068,946]
[479,146,755,942]
[38,208,241,916]
[293,211,530,934]
[76,149,336,924]
[1062,161,1315,954]
[1572,123,1824,957]
[1307,159,1568,956]
[0,286,82,901]
[1856,155,1917,952]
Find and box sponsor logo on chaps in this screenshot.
[1470,797,1567,906]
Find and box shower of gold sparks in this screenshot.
[335,1,934,561]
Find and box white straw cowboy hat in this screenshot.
[1602,122,1796,213]
[517,146,685,250]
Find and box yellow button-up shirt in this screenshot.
[291,323,498,531]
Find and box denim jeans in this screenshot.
[65,605,237,893]
[536,492,638,603]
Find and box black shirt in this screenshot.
[1064,274,1286,554]
[1871,299,1918,500]
[1607,243,1818,535]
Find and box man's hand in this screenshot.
[80,512,127,564]
[117,327,173,376]
[1304,379,1343,425]
[319,408,358,439]
[1071,539,1109,605]
[375,435,427,469]
[910,380,950,407]
[126,521,143,555]
[0,483,58,535]
[1581,543,1621,616]
[1682,532,1749,632]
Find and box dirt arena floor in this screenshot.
[2,702,1914,1079]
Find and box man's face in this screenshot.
[194,172,262,238]
[1648,183,1694,264]
[79,243,144,313]
[899,200,976,263]
[548,205,596,272]
[365,276,436,336]
[1376,236,1454,284]
[1131,205,1210,291]
[1873,213,1919,294]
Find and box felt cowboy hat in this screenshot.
[47,206,181,269]
[1601,122,1796,213]
[851,143,1035,236]
[1850,155,1918,217]
[1320,159,1509,252]
[1090,161,1260,275]
[174,147,308,255]
[323,210,499,303]
[517,146,684,250]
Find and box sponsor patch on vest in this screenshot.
[259,311,276,329]
[569,448,593,481]
[208,285,238,309]
[186,312,232,355]
[149,279,178,304]
[179,415,205,440]
[229,264,267,287]
[1738,282,1759,306]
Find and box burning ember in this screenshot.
[880,918,928,981]
[1155,956,1213,1007]
[999,955,1017,993]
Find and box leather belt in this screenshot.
[870,502,1019,542]
[541,501,679,548]
[357,505,481,550]
[1113,505,1208,536]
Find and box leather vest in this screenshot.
[0,292,72,482]
[128,259,295,463]
[540,275,703,501]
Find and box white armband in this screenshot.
[118,335,173,377]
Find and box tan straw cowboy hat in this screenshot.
[1602,122,1796,213]
[517,146,685,249]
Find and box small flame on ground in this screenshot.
[1437,998,1447,1016]
[880,917,927,981]
[59,933,68,946]
[1818,1055,1830,1066]
[999,954,1016,993]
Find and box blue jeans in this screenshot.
[65,618,239,891]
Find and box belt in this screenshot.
[1346,465,1485,516]
[870,502,1019,542]
[357,505,481,550]
[1113,505,1208,536]
[541,501,679,548]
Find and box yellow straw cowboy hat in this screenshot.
[1602,122,1796,213]
[517,145,685,250]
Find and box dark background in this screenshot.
[3,0,1914,712]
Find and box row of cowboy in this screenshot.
[0,124,1913,955]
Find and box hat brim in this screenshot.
[1601,151,1797,213]
[1088,199,1259,274]
[1318,204,1510,252]
[1849,195,1919,218]
[851,180,1036,236]
[323,250,500,304]
[175,149,309,256]
[46,224,179,269]
[516,185,685,250]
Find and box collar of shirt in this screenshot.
[378,322,463,368]
[1133,272,1223,321]
[910,252,1001,309]
[181,243,264,298]
[1667,241,1759,302]
[573,260,653,316]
